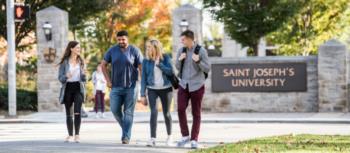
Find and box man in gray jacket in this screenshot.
[175,30,210,149]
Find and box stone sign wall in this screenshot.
[201,39,349,112]
[203,56,318,112]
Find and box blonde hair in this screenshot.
[146,39,164,61]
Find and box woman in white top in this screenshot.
[140,39,175,147]
[92,64,107,118]
[58,41,86,143]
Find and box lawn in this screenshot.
[191,134,350,153]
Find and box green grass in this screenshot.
[191,134,350,153]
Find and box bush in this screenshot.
[0,85,37,111]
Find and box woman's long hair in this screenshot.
[146,39,164,61]
[58,41,84,67]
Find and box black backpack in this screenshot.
[179,45,208,79]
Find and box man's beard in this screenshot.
[119,43,127,48]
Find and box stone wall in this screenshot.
[203,56,318,112]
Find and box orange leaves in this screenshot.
[103,0,172,51]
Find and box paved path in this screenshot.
[1,122,350,153]
[2,112,350,124]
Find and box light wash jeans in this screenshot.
[110,83,137,141]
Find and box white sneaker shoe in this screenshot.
[166,135,173,146]
[98,112,102,118]
[176,136,190,147]
[146,138,156,147]
[191,140,198,149]
[94,113,99,119]
[101,113,105,118]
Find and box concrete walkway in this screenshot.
[1,112,350,124]
[1,122,350,153]
[1,112,350,153]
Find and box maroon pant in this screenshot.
[94,90,105,113]
[177,85,205,141]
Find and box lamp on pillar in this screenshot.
[42,22,52,41]
[179,19,189,32]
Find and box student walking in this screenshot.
[92,64,107,118]
[175,30,210,149]
[140,39,174,147]
[101,30,143,144]
[58,41,87,143]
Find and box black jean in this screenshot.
[64,82,83,136]
[147,87,173,138]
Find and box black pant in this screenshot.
[64,82,83,136]
[147,87,173,138]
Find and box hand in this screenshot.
[66,72,72,79]
[107,81,112,88]
[178,53,186,61]
[140,97,147,106]
[192,54,200,63]
[155,57,160,65]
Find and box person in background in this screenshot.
[92,64,107,118]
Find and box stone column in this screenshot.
[318,39,348,112]
[36,6,68,112]
[172,4,203,58]
[258,38,267,57]
[222,32,247,57]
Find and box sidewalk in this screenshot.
[1,112,350,124]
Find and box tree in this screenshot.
[79,0,173,71]
[203,0,301,55]
[0,0,115,48]
[267,0,350,55]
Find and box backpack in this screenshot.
[179,45,208,79]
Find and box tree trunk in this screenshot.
[73,29,76,40]
[252,43,258,56]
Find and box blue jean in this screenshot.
[110,84,137,141]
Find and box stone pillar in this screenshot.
[318,39,348,112]
[172,4,203,58]
[36,6,68,112]
[258,38,267,57]
[222,33,247,57]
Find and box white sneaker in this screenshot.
[101,113,105,118]
[166,135,173,146]
[146,138,156,147]
[94,113,99,119]
[191,140,198,149]
[176,136,190,147]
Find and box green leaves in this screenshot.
[203,0,301,55]
[267,0,350,55]
[0,0,115,47]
